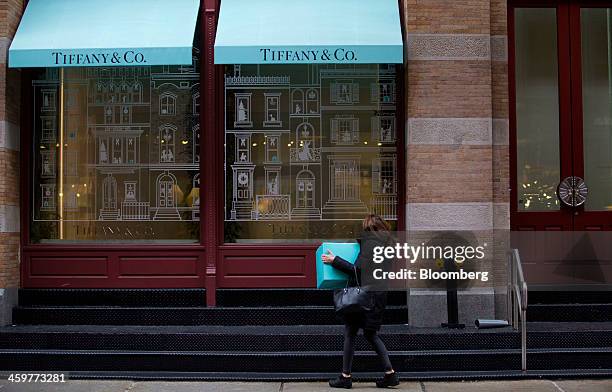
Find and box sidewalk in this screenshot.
[0,379,610,392]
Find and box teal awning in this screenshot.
[214,0,404,64]
[8,0,200,68]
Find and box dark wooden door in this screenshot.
[510,1,612,287]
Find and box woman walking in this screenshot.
[321,214,399,389]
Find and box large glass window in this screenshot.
[31,55,201,243]
[581,8,612,211]
[224,64,399,242]
[514,8,561,211]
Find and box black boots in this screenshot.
[376,371,400,388]
[329,374,353,389]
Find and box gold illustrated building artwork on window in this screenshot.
[31,50,202,242]
[224,64,398,240]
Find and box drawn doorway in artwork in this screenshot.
[100,175,119,220]
[296,170,315,209]
[323,156,368,218]
[154,171,181,220]
[332,158,358,201]
[291,168,321,219]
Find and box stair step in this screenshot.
[527,304,612,322]
[18,289,206,307]
[528,291,612,305]
[0,325,518,351]
[0,348,609,373]
[216,289,407,307]
[12,306,409,326]
[28,369,612,381]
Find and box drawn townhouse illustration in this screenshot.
[224,64,398,223]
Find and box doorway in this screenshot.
[510,2,612,287]
[511,2,612,231]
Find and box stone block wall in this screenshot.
[0,0,24,326]
[403,0,510,326]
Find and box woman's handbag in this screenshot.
[333,266,375,314]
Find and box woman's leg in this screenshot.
[342,323,360,375]
[363,329,393,372]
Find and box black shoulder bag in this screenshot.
[333,265,375,315]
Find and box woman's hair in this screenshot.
[362,214,390,232]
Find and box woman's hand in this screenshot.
[321,250,335,264]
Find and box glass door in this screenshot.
[511,5,574,230]
[572,5,612,230]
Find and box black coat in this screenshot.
[331,231,389,331]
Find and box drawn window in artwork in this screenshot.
[111,137,123,164]
[41,116,56,142]
[193,92,200,115]
[40,184,56,210]
[235,134,251,163]
[292,89,304,115]
[306,88,319,114]
[265,135,280,163]
[120,106,131,123]
[372,157,397,195]
[371,81,395,104]
[104,105,113,124]
[41,89,57,111]
[160,125,176,163]
[119,82,130,103]
[132,82,143,103]
[296,170,315,209]
[331,80,359,104]
[126,137,137,164]
[331,117,359,145]
[234,93,252,127]
[40,150,56,178]
[372,116,396,143]
[293,122,319,163]
[264,93,282,127]
[160,93,176,116]
[265,168,281,195]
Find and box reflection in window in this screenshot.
[224,64,399,242]
[31,57,201,243]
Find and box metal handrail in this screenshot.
[507,248,528,371]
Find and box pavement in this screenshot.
[0,379,610,392]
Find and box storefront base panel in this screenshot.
[216,245,317,288]
[21,247,207,288]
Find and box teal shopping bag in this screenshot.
[316,242,360,289]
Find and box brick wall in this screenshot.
[403,0,509,326]
[0,0,24,325]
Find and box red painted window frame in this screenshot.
[19,0,407,304]
[509,0,612,231]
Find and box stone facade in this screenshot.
[403,0,509,326]
[0,0,24,325]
